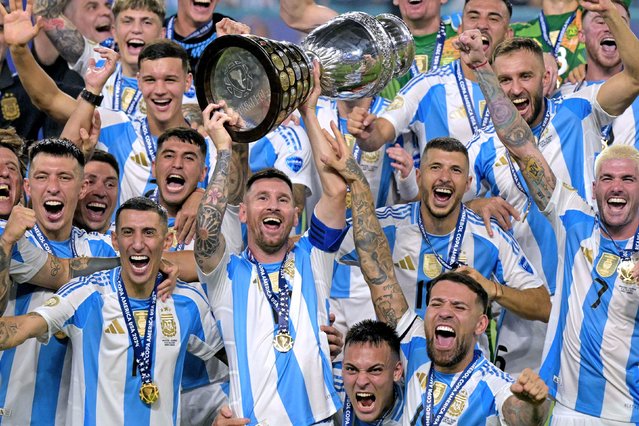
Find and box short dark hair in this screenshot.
[582,0,630,20]
[344,320,401,359]
[112,0,165,21]
[138,39,190,74]
[87,149,120,179]
[464,0,512,17]
[115,196,168,230]
[28,138,85,169]
[427,271,489,314]
[0,128,26,177]
[246,168,293,193]
[492,37,544,64]
[157,127,207,158]
[422,137,469,165]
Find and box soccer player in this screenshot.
[195,64,348,424]
[74,150,120,234]
[558,0,637,147]
[319,135,550,425]
[462,12,639,421]
[347,0,513,153]
[0,197,223,425]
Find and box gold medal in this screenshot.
[273,332,294,352]
[618,258,637,284]
[139,382,160,405]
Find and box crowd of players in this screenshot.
[0,0,634,424]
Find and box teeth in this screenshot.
[264,216,282,224]
[512,98,527,105]
[356,392,374,398]
[0,185,8,190]
[130,255,149,261]
[88,202,106,209]
[45,201,62,206]
[609,197,627,204]
[435,188,452,194]
[154,99,170,105]
[436,325,454,333]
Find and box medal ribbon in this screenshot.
[454,62,491,134]
[410,21,447,77]
[539,11,577,58]
[166,16,214,42]
[32,223,79,257]
[140,118,157,164]
[245,249,293,339]
[148,191,185,251]
[417,203,468,270]
[422,350,481,426]
[112,65,143,115]
[116,271,162,387]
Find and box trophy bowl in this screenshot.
[195,12,415,143]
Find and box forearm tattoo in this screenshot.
[50,255,61,277]
[70,257,121,279]
[44,25,85,64]
[195,149,231,269]
[0,318,19,350]
[228,142,249,206]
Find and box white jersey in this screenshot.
[560,80,639,149]
[0,227,115,426]
[335,202,544,375]
[0,219,48,285]
[97,108,219,205]
[540,181,639,422]
[381,60,489,151]
[197,215,344,425]
[33,267,222,426]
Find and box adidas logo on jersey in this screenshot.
[494,155,509,167]
[130,152,149,167]
[394,256,416,271]
[105,319,125,334]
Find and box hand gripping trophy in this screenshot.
[195,12,415,142]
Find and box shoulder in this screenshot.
[56,268,114,298]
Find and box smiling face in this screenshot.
[594,157,639,238]
[112,209,172,296]
[114,9,164,75]
[342,342,402,423]
[25,154,85,241]
[177,0,219,29]
[493,49,548,127]
[138,57,192,129]
[581,3,629,73]
[152,137,206,216]
[240,177,298,259]
[419,148,471,222]
[461,0,512,60]
[64,0,114,43]
[0,146,23,218]
[75,160,119,233]
[426,280,488,373]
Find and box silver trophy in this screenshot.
[195,12,415,143]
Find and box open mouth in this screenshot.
[192,0,211,7]
[481,35,490,51]
[607,196,627,209]
[166,174,186,190]
[355,392,376,409]
[152,99,171,109]
[433,187,453,203]
[95,24,112,34]
[601,38,617,53]
[130,255,150,271]
[44,200,64,215]
[512,97,530,112]
[126,39,145,52]
[262,216,282,231]
[86,201,107,218]
[407,0,423,4]
[0,184,10,200]
[434,325,456,350]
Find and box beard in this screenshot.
[426,334,472,370]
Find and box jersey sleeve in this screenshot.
[493,227,545,290]
[307,212,348,253]
[542,179,593,231]
[380,75,432,138]
[184,283,224,360]
[68,37,100,76]
[9,236,49,284]
[196,244,232,309]
[270,124,314,196]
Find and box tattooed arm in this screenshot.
[0,313,48,351]
[319,121,409,328]
[502,368,550,426]
[456,30,557,211]
[195,104,236,275]
[33,0,85,65]
[29,255,121,290]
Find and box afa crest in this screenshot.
[1,94,20,121]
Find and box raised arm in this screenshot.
[502,368,550,426]
[33,0,86,65]
[456,30,556,211]
[319,121,408,328]
[279,0,338,33]
[194,104,237,274]
[299,64,347,229]
[588,0,639,115]
[2,0,77,122]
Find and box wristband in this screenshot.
[80,88,104,107]
[468,59,488,70]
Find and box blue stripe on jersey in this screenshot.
[249,136,277,172]
[414,84,449,139]
[76,294,104,426]
[331,261,352,298]
[375,151,394,208]
[100,120,140,187]
[230,259,258,424]
[376,204,413,221]
[628,318,639,404]
[278,125,303,151]
[400,72,428,94]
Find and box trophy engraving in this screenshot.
[195,12,415,143]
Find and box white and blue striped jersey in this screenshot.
[380,60,487,151]
[197,215,345,425]
[249,122,314,196]
[33,267,222,426]
[403,351,514,426]
[97,107,218,205]
[335,202,543,375]
[0,227,115,426]
[0,220,48,285]
[560,80,639,149]
[540,181,639,422]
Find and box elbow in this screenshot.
[531,287,551,323]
